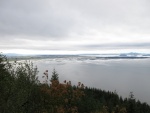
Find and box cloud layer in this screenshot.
[0,0,150,54]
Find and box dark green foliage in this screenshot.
[77,87,121,113]
[51,68,59,81]
[0,54,41,113]
[77,88,150,113]
[0,54,14,113]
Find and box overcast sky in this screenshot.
[0,0,150,55]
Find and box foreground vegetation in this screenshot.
[0,54,150,113]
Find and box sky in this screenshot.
[0,0,150,55]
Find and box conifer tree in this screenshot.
[51,68,59,82]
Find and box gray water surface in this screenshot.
[32,57,150,104]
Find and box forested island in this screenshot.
[1,54,150,113]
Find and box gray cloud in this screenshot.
[64,0,150,32]
[0,0,150,53]
[0,0,76,40]
[82,42,150,49]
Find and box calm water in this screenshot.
[31,56,150,104]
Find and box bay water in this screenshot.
[31,56,150,104]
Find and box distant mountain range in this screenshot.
[4,52,150,58]
[80,52,150,58]
[119,52,150,57]
[4,53,22,56]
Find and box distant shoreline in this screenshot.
[7,55,150,61]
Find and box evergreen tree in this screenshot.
[51,68,59,82]
[0,54,41,113]
[127,92,136,113]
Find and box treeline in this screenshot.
[78,88,150,113]
[0,54,150,113]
